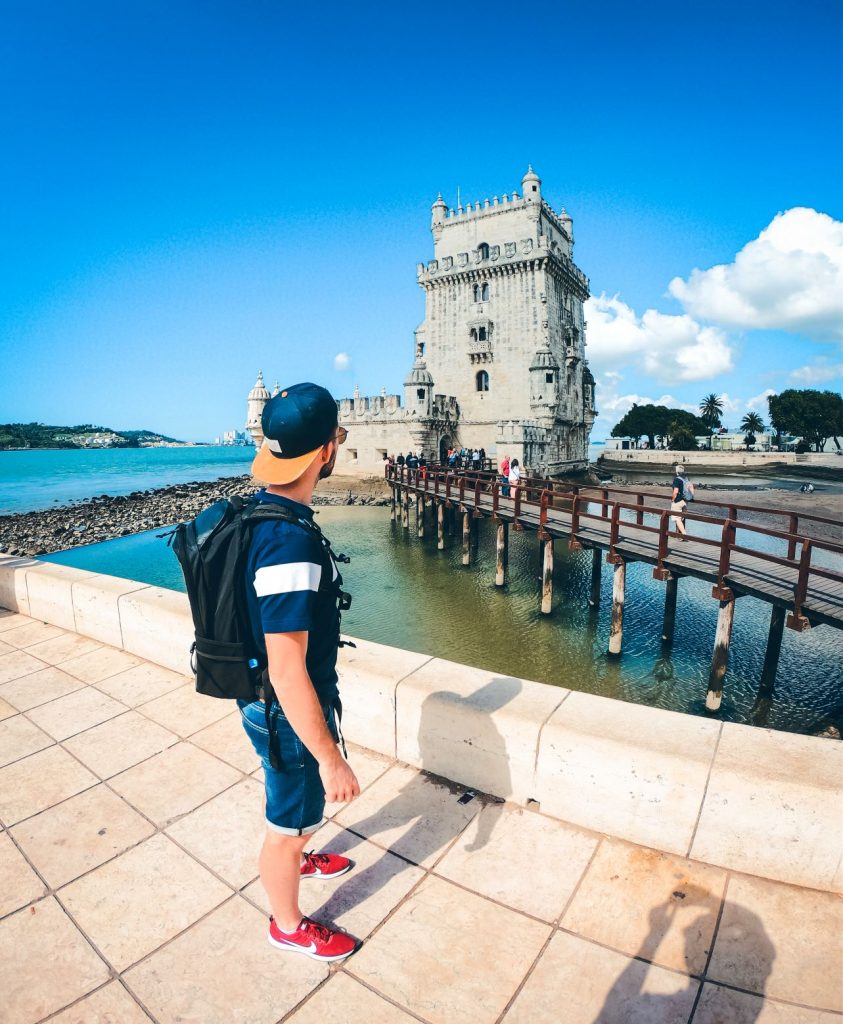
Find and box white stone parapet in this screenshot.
[2,553,841,893]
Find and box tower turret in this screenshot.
[522,165,542,203]
[404,355,434,418]
[529,343,560,428]
[431,193,448,241]
[246,370,271,448]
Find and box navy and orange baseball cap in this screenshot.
[251,383,339,485]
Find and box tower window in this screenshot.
[417,388,426,401]
[473,284,480,302]
[481,282,489,301]
[470,328,478,342]
[478,327,487,341]
[545,372,554,383]
[478,243,489,260]
[476,370,489,392]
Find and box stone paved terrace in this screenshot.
[1,609,842,1024]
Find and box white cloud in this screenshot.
[746,388,777,413]
[668,208,843,342]
[585,294,734,384]
[788,360,843,385]
[333,352,351,371]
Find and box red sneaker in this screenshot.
[268,916,358,961]
[300,851,352,880]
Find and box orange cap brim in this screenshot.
[251,441,324,485]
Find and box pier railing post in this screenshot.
[636,493,644,527]
[473,477,483,518]
[608,559,626,656]
[402,484,410,530]
[786,539,812,631]
[653,511,670,580]
[390,482,396,522]
[713,519,736,599]
[513,482,523,529]
[706,590,736,711]
[787,514,798,562]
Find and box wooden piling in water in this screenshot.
[390,485,396,522]
[758,604,785,700]
[588,548,602,608]
[496,522,508,586]
[417,495,425,538]
[437,502,445,550]
[541,538,554,614]
[462,511,471,566]
[661,576,679,646]
[402,489,410,530]
[608,559,626,656]
[706,592,736,711]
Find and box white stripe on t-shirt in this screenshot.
[253,561,322,597]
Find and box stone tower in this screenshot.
[415,166,596,472]
[245,371,271,448]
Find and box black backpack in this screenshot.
[166,494,352,768]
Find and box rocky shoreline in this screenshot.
[0,475,391,557]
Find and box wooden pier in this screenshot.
[387,466,843,712]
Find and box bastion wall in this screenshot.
[2,554,840,895]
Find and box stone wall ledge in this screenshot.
[1,554,841,893]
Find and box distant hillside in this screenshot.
[0,422,184,450]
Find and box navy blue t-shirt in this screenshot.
[245,490,341,703]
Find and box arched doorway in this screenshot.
[439,435,452,464]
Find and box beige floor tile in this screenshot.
[48,981,152,1024]
[707,875,843,1012]
[167,777,265,887]
[61,833,230,971]
[96,661,187,706]
[0,664,86,710]
[137,683,233,737]
[124,895,326,1023]
[59,646,142,683]
[503,929,699,1024]
[0,695,16,720]
[334,764,480,867]
[110,741,240,826]
[27,686,127,740]
[561,839,726,974]
[0,896,110,1024]
[1,620,66,649]
[0,637,14,656]
[695,984,842,1023]
[0,712,54,767]
[244,820,425,939]
[349,876,550,1024]
[190,709,259,772]
[24,633,103,665]
[0,611,34,632]
[324,744,394,816]
[11,784,155,888]
[0,831,47,917]
[436,804,598,921]
[0,745,98,825]
[64,709,179,778]
[287,972,419,1023]
[0,648,49,684]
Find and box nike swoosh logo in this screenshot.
[279,937,317,953]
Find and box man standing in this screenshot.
[670,463,693,540]
[242,382,360,961]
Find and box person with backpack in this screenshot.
[670,464,694,540]
[242,383,361,961]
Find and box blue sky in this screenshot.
[0,0,840,441]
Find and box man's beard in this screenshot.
[319,448,337,480]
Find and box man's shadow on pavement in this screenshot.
[594,899,775,1023]
[310,677,521,925]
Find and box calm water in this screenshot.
[43,505,843,736]
[0,446,254,514]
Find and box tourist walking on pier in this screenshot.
[500,454,511,496]
[243,383,361,962]
[508,458,521,494]
[670,464,693,539]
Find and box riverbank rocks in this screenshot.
[0,474,390,556]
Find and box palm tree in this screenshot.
[740,412,765,449]
[699,393,724,450]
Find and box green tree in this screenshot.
[612,404,708,450]
[699,393,724,449]
[768,390,843,452]
[667,422,699,451]
[739,412,765,449]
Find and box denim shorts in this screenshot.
[238,699,339,836]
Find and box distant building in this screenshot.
[246,168,596,474]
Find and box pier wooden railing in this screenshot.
[386,464,843,714]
